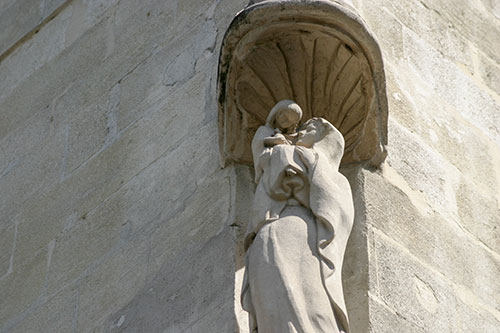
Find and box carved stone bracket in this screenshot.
[218,0,388,167]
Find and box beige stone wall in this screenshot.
[347,0,500,331]
[0,0,248,331]
[0,0,499,332]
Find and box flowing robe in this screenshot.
[242,124,354,332]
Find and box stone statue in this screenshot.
[242,100,355,333]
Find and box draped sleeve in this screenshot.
[306,129,355,332]
[251,125,275,184]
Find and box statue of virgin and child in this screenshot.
[241,100,355,333]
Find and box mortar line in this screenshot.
[371,227,500,321]
[0,0,73,64]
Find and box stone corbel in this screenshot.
[218,0,388,168]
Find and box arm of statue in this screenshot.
[263,133,289,147]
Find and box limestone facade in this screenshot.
[0,0,499,332]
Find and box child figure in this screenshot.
[251,100,303,183]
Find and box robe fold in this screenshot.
[242,123,354,332]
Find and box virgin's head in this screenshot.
[266,100,303,134]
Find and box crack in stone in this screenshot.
[0,0,73,64]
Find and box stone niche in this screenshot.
[218,0,388,167]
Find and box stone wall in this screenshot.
[0,0,249,331]
[349,0,500,331]
[0,0,499,332]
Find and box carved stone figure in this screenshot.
[242,100,355,333]
[218,1,388,169]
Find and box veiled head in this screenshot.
[266,100,303,133]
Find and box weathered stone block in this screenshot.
[372,230,500,332]
[64,0,119,47]
[0,222,15,277]
[103,228,237,332]
[213,0,251,35]
[0,0,220,175]
[0,130,65,221]
[15,113,219,277]
[0,0,66,56]
[46,117,225,295]
[0,3,70,103]
[386,118,460,220]
[359,0,473,70]
[401,27,500,145]
[0,0,222,144]
[65,96,109,174]
[45,204,126,296]
[456,177,500,255]
[149,167,231,276]
[0,246,48,329]
[372,231,461,332]
[181,302,236,333]
[475,50,500,96]
[361,7,404,61]
[9,285,77,333]
[76,233,149,330]
[0,106,52,178]
[0,1,16,14]
[416,0,500,64]
[383,65,425,139]
[117,35,214,133]
[385,75,498,196]
[364,170,500,310]
[368,295,426,333]
[0,14,109,141]
[454,284,500,332]
[42,0,68,18]
[0,0,169,140]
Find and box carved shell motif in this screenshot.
[235,28,372,157]
[218,1,387,167]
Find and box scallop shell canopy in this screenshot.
[218,2,387,167]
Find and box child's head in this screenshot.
[266,100,302,133]
[297,117,345,166]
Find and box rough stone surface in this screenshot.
[364,170,500,313]
[0,222,14,277]
[0,0,247,331]
[101,229,237,332]
[0,0,499,332]
[9,285,77,333]
[0,247,49,330]
[0,130,66,222]
[0,0,67,57]
[351,0,500,329]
